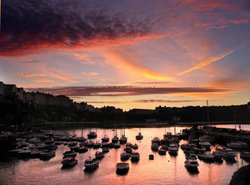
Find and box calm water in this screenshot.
[0,125,249,185]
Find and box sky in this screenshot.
[0,0,250,110]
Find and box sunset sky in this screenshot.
[1,0,250,110]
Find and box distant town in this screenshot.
[0,81,250,130]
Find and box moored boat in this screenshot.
[61,157,78,168]
[84,157,99,171]
[131,152,140,162]
[116,163,129,175]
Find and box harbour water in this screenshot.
[0,125,249,185]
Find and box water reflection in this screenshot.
[0,126,249,185]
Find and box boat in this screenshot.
[63,151,77,158]
[101,142,110,148]
[168,143,179,156]
[114,143,121,149]
[39,150,55,160]
[93,141,101,149]
[199,142,211,151]
[61,157,78,168]
[151,137,160,144]
[87,131,97,139]
[102,147,109,153]
[78,146,88,153]
[197,152,214,162]
[227,141,248,149]
[131,152,140,162]
[240,152,250,162]
[120,152,131,161]
[84,157,99,171]
[124,147,132,154]
[186,153,197,160]
[158,147,166,155]
[116,163,129,175]
[119,135,127,144]
[86,140,94,148]
[136,132,143,140]
[132,143,138,150]
[112,135,119,143]
[185,159,199,171]
[95,151,105,160]
[101,135,110,143]
[151,143,159,151]
[149,154,154,160]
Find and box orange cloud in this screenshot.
[177,43,248,76]
[102,49,175,82]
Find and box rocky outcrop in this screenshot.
[229,165,250,185]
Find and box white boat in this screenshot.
[131,152,140,162]
[78,146,88,153]
[185,159,199,171]
[93,141,101,149]
[116,163,129,175]
[132,143,138,150]
[199,142,211,150]
[149,154,154,160]
[158,147,166,155]
[61,157,78,168]
[39,150,55,160]
[120,152,130,161]
[84,157,99,171]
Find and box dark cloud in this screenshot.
[0,0,151,55]
[27,86,229,97]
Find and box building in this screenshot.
[4,84,17,96]
[16,88,24,101]
[0,82,5,96]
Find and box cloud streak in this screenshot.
[27,86,228,97]
[87,99,199,104]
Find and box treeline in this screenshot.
[0,95,250,129]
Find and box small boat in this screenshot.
[197,152,214,162]
[87,131,97,139]
[102,147,110,153]
[240,152,250,162]
[131,152,140,162]
[227,142,248,149]
[93,141,101,149]
[149,154,154,160]
[84,157,99,171]
[86,140,94,148]
[61,157,78,168]
[151,137,160,144]
[63,151,77,158]
[151,143,159,151]
[39,150,55,161]
[116,163,129,175]
[95,151,105,160]
[78,146,88,153]
[101,142,110,148]
[119,135,127,144]
[120,152,131,161]
[136,132,143,140]
[158,147,166,155]
[114,143,121,149]
[112,136,119,143]
[186,153,197,160]
[132,143,138,150]
[124,147,132,154]
[199,142,211,151]
[168,143,179,156]
[185,159,199,171]
[101,135,110,143]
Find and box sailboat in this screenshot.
[136,128,143,140]
[87,128,97,139]
[112,125,119,143]
[119,128,127,144]
[101,128,110,143]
